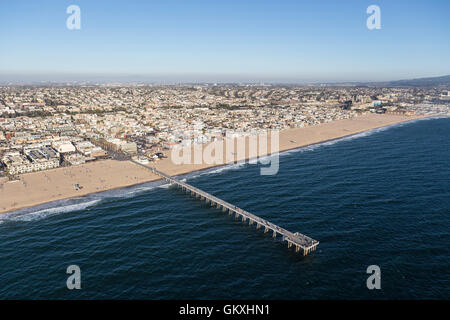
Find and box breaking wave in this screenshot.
[0,180,163,224]
[180,161,248,181]
[0,199,101,224]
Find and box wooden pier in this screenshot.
[133,162,319,256]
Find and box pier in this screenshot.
[133,162,319,255]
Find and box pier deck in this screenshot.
[133,162,319,255]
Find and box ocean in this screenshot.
[0,117,448,299]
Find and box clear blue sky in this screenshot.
[0,0,449,82]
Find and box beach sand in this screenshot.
[0,113,427,214]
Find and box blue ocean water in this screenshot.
[0,117,449,299]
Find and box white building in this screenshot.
[24,147,60,172]
[1,152,33,175]
[64,153,86,166]
[52,141,76,153]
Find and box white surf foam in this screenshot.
[0,180,164,224]
[105,182,160,198]
[0,199,101,224]
[180,161,248,181]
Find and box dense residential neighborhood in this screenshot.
[0,84,449,176]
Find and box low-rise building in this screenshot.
[120,141,137,155]
[106,138,138,155]
[2,147,59,174]
[74,140,107,159]
[52,141,76,153]
[63,152,86,166]
[24,146,60,172]
[1,152,33,175]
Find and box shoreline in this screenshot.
[0,114,438,215]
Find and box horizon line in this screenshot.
[0,72,449,85]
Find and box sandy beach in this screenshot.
[0,113,428,214]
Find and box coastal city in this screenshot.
[2,0,449,303]
[0,84,449,178]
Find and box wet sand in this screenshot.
[0,113,427,214]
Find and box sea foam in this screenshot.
[0,180,163,224]
[0,199,101,223]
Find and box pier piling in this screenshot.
[132,162,319,255]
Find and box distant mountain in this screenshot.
[321,75,450,88]
[378,75,450,88]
